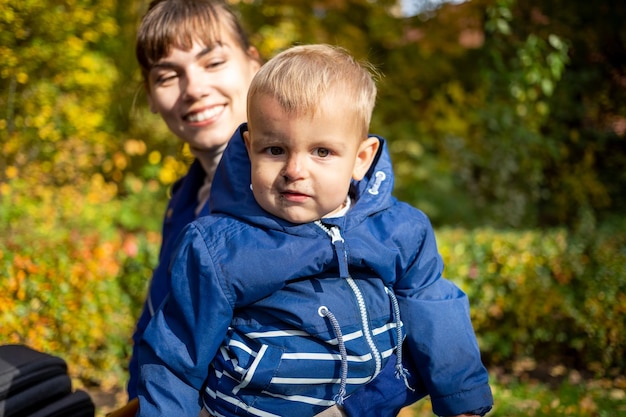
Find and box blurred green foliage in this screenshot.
[2,0,625,227]
[0,174,161,389]
[404,368,626,416]
[437,225,626,373]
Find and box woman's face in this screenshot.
[146,30,260,152]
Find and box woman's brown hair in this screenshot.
[135,0,259,82]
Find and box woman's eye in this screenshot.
[316,148,330,157]
[201,56,226,69]
[153,72,177,86]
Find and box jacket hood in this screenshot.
[210,123,395,232]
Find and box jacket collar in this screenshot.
[210,123,394,233]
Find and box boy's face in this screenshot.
[244,93,379,224]
[146,30,260,152]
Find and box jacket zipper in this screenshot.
[315,221,383,376]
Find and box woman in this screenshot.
[128,0,261,402]
[127,1,430,416]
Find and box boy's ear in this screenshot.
[352,137,380,181]
[243,130,251,153]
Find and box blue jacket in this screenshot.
[127,143,425,417]
[128,158,210,400]
[137,124,492,416]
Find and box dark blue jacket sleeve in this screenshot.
[127,249,174,400]
[137,223,234,416]
[401,278,493,416]
[393,223,493,416]
[344,213,492,417]
[128,161,207,400]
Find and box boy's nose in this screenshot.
[282,155,304,181]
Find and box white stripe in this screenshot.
[270,376,372,385]
[246,327,384,344]
[215,369,242,384]
[372,321,399,335]
[205,386,281,417]
[323,328,364,345]
[260,390,336,406]
[232,344,268,394]
[246,329,310,338]
[220,346,247,375]
[280,352,372,362]
[333,329,363,342]
[227,339,256,355]
[218,346,229,360]
[380,347,395,358]
[247,328,368,344]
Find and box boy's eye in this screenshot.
[266,147,284,156]
[315,148,330,157]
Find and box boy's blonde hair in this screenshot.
[247,44,378,137]
[136,0,259,83]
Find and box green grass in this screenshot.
[400,369,626,417]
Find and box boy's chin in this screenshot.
[271,209,320,225]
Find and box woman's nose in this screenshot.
[182,68,210,100]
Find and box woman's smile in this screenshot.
[184,104,225,124]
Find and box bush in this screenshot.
[437,226,626,375]
[0,176,161,389]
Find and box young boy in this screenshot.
[137,44,493,417]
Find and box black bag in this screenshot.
[0,345,95,417]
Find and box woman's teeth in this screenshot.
[186,106,223,122]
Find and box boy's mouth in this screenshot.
[281,190,309,202]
